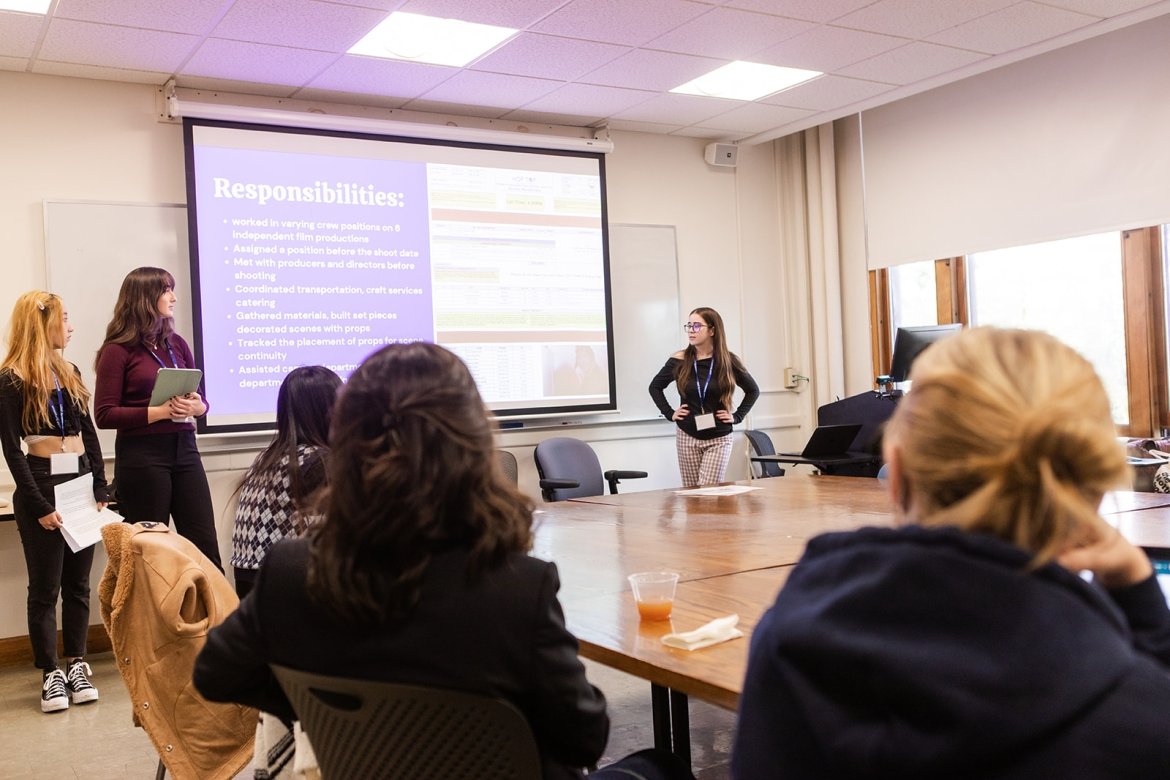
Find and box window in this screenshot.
[869,226,1167,436]
[968,233,1128,424]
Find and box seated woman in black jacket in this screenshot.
[733,327,1170,779]
[194,342,690,780]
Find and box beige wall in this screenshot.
[0,71,808,640]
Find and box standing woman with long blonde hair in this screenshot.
[94,267,220,568]
[0,291,108,713]
[649,306,759,486]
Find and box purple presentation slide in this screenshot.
[193,145,432,417]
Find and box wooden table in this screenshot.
[533,474,1170,761]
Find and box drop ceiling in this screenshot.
[2,0,1168,143]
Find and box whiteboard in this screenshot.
[44,201,192,457]
[606,224,682,423]
[41,204,680,445]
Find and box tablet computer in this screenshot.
[149,367,203,406]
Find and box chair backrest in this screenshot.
[271,665,542,780]
[745,429,785,478]
[497,450,519,485]
[533,437,605,501]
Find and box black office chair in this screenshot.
[272,664,542,780]
[533,437,647,502]
[745,429,786,478]
[496,450,519,485]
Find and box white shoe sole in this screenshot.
[70,689,99,704]
[42,697,69,713]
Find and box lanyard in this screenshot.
[694,357,714,413]
[146,340,179,369]
[49,373,66,450]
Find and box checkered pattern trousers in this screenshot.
[676,428,733,487]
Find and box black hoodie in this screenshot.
[732,525,1170,779]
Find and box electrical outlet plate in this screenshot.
[783,368,798,389]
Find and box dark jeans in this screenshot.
[114,431,221,570]
[12,456,96,671]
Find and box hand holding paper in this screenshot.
[661,614,744,651]
[54,474,123,553]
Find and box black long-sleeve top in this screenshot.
[648,355,759,440]
[0,366,109,518]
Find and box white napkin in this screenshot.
[661,614,744,651]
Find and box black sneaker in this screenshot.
[66,659,99,704]
[41,668,69,713]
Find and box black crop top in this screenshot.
[0,367,109,518]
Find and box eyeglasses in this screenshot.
[683,322,708,333]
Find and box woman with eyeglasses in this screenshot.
[0,291,108,713]
[649,307,759,486]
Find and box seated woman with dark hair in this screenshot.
[733,327,1170,779]
[194,342,689,779]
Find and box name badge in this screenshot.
[50,452,80,475]
[694,413,716,431]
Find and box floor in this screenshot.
[0,653,734,779]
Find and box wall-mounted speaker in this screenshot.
[704,142,738,168]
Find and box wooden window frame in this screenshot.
[870,230,1170,437]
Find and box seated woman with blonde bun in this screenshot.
[733,327,1170,779]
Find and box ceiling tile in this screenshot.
[761,74,895,109]
[755,23,909,71]
[928,1,1098,55]
[0,10,41,58]
[211,0,387,52]
[397,0,571,28]
[415,70,561,109]
[532,0,711,46]
[612,92,740,124]
[182,38,341,87]
[670,125,736,139]
[307,54,455,99]
[695,101,816,133]
[39,20,200,72]
[723,0,877,24]
[177,74,299,97]
[501,106,609,126]
[581,48,725,91]
[31,60,173,84]
[1039,0,1161,16]
[54,0,229,34]
[519,82,657,121]
[606,117,687,134]
[646,7,813,59]
[469,33,628,80]
[834,0,1019,39]
[839,41,987,84]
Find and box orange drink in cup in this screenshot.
[628,572,679,621]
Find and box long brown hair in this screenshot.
[95,267,175,369]
[2,292,91,432]
[884,327,1130,565]
[308,342,534,625]
[674,306,744,410]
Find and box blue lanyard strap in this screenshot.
[146,340,179,369]
[49,373,66,444]
[694,357,714,412]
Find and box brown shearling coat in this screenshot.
[98,522,256,780]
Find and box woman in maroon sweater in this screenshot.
[94,267,220,568]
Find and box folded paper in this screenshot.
[661,614,744,651]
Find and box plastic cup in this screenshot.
[628,571,679,621]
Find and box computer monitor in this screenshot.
[886,324,963,383]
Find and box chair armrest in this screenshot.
[538,478,581,490]
[603,470,648,494]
